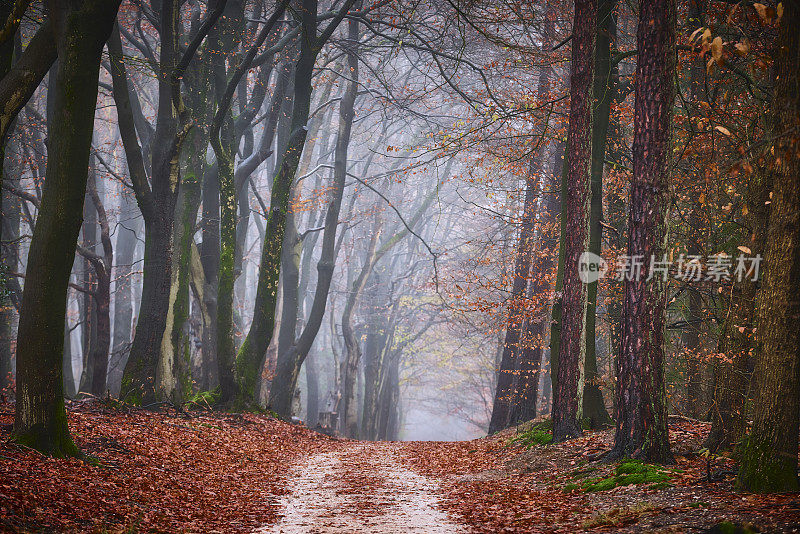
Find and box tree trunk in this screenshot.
[0,11,16,389]
[552,0,596,442]
[0,145,20,390]
[340,227,381,437]
[271,15,359,419]
[379,350,400,441]
[85,169,113,397]
[117,0,221,404]
[172,64,211,394]
[737,2,800,492]
[211,0,250,405]
[201,163,221,390]
[508,143,563,426]
[506,5,562,425]
[236,22,318,404]
[706,165,770,451]
[13,0,120,455]
[158,131,204,402]
[604,13,626,421]
[277,216,301,372]
[682,0,706,421]
[305,350,320,427]
[262,4,359,413]
[122,208,175,404]
[78,160,98,394]
[581,0,615,429]
[487,159,541,434]
[109,186,139,397]
[62,313,75,398]
[361,272,395,440]
[609,0,675,463]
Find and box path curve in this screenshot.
[257,442,465,533]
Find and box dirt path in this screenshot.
[258,442,466,533]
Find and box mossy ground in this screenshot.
[508,420,554,448]
[564,460,674,493]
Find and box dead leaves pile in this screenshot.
[0,401,336,533]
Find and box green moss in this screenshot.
[533,418,553,431]
[582,460,672,493]
[185,388,220,409]
[737,434,800,492]
[12,402,79,458]
[509,428,553,448]
[563,483,579,493]
[615,460,651,475]
[508,420,555,449]
[235,337,261,402]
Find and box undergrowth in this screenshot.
[184,388,220,410]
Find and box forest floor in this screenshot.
[0,401,799,533]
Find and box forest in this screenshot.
[0,0,798,531]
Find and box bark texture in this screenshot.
[581,0,614,429]
[488,159,540,434]
[552,0,596,443]
[609,0,675,463]
[737,2,800,492]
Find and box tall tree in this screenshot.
[115,0,226,404]
[508,141,563,426]
[552,0,597,442]
[608,0,675,463]
[109,185,140,397]
[682,0,706,422]
[581,0,614,429]
[210,0,287,404]
[0,141,20,391]
[235,0,358,404]
[737,1,800,493]
[77,159,98,394]
[487,158,541,434]
[13,0,121,455]
[78,168,113,396]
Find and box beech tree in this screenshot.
[234,0,358,404]
[13,0,121,455]
[115,0,227,404]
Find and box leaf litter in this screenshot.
[2,403,800,533]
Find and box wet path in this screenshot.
[258,442,465,533]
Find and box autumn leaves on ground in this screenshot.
[1,402,798,533]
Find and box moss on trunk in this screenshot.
[13,0,121,455]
